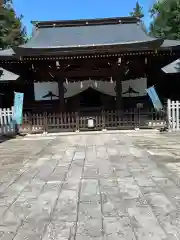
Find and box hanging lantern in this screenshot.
[56,61,60,68]
[118,57,121,65]
[145,57,147,65]
[110,77,113,83]
[80,82,83,88]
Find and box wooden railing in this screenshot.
[21,109,166,133]
[0,107,15,135]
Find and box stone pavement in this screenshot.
[1,132,180,239]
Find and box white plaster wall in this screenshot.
[122,78,147,97]
[34,82,59,101]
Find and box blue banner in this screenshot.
[13,92,24,125]
[146,86,163,111]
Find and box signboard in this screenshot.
[146,86,163,111]
[13,92,24,125]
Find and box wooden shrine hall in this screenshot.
[0,16,180,132]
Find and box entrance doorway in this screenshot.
[79,88,102,108]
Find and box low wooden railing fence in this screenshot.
[21,108,166,133]
[0,107,15,135]
[167,99,180,131]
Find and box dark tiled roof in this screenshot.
[13,17,163,55]
[161,40,180,49]
[0,68,19,81]
[21,19,159,48]
[0,49,15,56]
[161,58,180,74]
[0,48,15,59]
[1,17,180,58]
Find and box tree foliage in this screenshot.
[0,0,27,49]
[130,1,146,33]
[149,0,180,39]
[130,1,144,18]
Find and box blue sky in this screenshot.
[13,0,154,35]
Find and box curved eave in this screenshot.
[0,48,17,60]
[0,56,17,61]
[13,39,164,57]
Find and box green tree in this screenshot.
[0,0,27,49]
[130,1,144,18]
[149,0,180,39]
[130,1,146,33]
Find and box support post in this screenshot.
[114,59,124,112]
[167,99,171,131]
[58,77,64,112]
[116,75,122,111]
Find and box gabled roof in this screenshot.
[0,48,15,59]
[13,16,164,56]
[64,80,116,98]
[162,59,180,74]
[161,40,180,49]
[0,16,180,58]
[0,68,19,81]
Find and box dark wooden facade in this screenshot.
[0,53,179,109]
[0,16,180,131]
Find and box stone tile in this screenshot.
[82,166,99,179]
[103,217,135,240]
[128,205,167,240]
[10,198,37,221]
[76,218,102,238]
[144,192,175,214]
[13,227,43,240]
[53,190,77,222]
[101,192,127,217]
[66,165,83,180]
[43,222,75,240]
[73,152,85,161]
[78,201,101,220]
[2,131,180,240]
[117,177,143,199]
[75,235,102,240]
[80,179,100,202]
[147,169,166,178]
[0,209,21,233]
[133,175,156,187]
[115,170,132,178]
[0,232,15,240]
[152,177,176,188]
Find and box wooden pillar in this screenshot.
[116,75,122,110]
[114,59,124,111]
[58,77,64,112]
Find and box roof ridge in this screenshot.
[31,16,139,28]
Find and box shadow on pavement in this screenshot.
[0,133,24,144]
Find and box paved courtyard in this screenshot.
[1,131,180,239]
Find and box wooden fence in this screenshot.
[22,108,166,133]
[0,107,15,135]
[167,99,180,131]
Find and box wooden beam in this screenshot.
[55,68,115,78]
